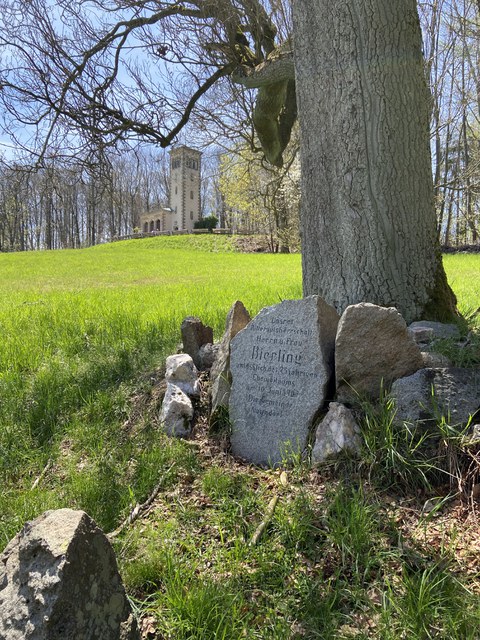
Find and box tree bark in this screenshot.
[292,0,457,322]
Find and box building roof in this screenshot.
[170,145,202,156]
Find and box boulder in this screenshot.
[160,383,194,437]
[335,303,424,402]
[408,320,461,341]
[229,296,339,466]
[0,509,139,640]
[312,403,361,464]
[165,353,199,397]
[391,367,480,427]
[421,351,451,368]
[180,316,214,369]
[210,301,251,420]
[409,326,435,344]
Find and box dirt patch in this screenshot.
[233,235,272,253]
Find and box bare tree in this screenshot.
[420,0,480,247]
[0,0,294,166]
[219,135,300,251]
[0,147,172,249]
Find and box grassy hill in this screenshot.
[1,236,479,638]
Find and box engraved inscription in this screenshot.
[230,296,339,466]
[235,315,318,418]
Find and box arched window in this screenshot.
[143,222,148,233]
[156,219,161,230]
[150,220,154,232]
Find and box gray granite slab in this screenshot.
[229,296,339,466]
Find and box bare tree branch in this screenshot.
[0,0,295,166]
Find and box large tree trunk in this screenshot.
[292,0,457,323]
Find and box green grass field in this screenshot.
[1,236,479,639]
[0,236,301,541]
[443,253,480,320]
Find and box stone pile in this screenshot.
[164,298,478,469]
[160,353,200,437]
[220,298,429,465]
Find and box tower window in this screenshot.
[190,211,194,220]
[186,158,198,170]
[190,190,194,199]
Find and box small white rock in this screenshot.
[312,403,361,464]
[160,383,194,438]
[165,353,199,397]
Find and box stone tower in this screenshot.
[169,146,202,231]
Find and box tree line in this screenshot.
[0,151,169,251]
[421,0,480,247]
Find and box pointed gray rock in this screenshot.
[0,509,139,640]
[335,303,424,402]
[229,296,339,466]
[210,301,251,418]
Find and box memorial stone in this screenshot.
[229,296,339,466]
